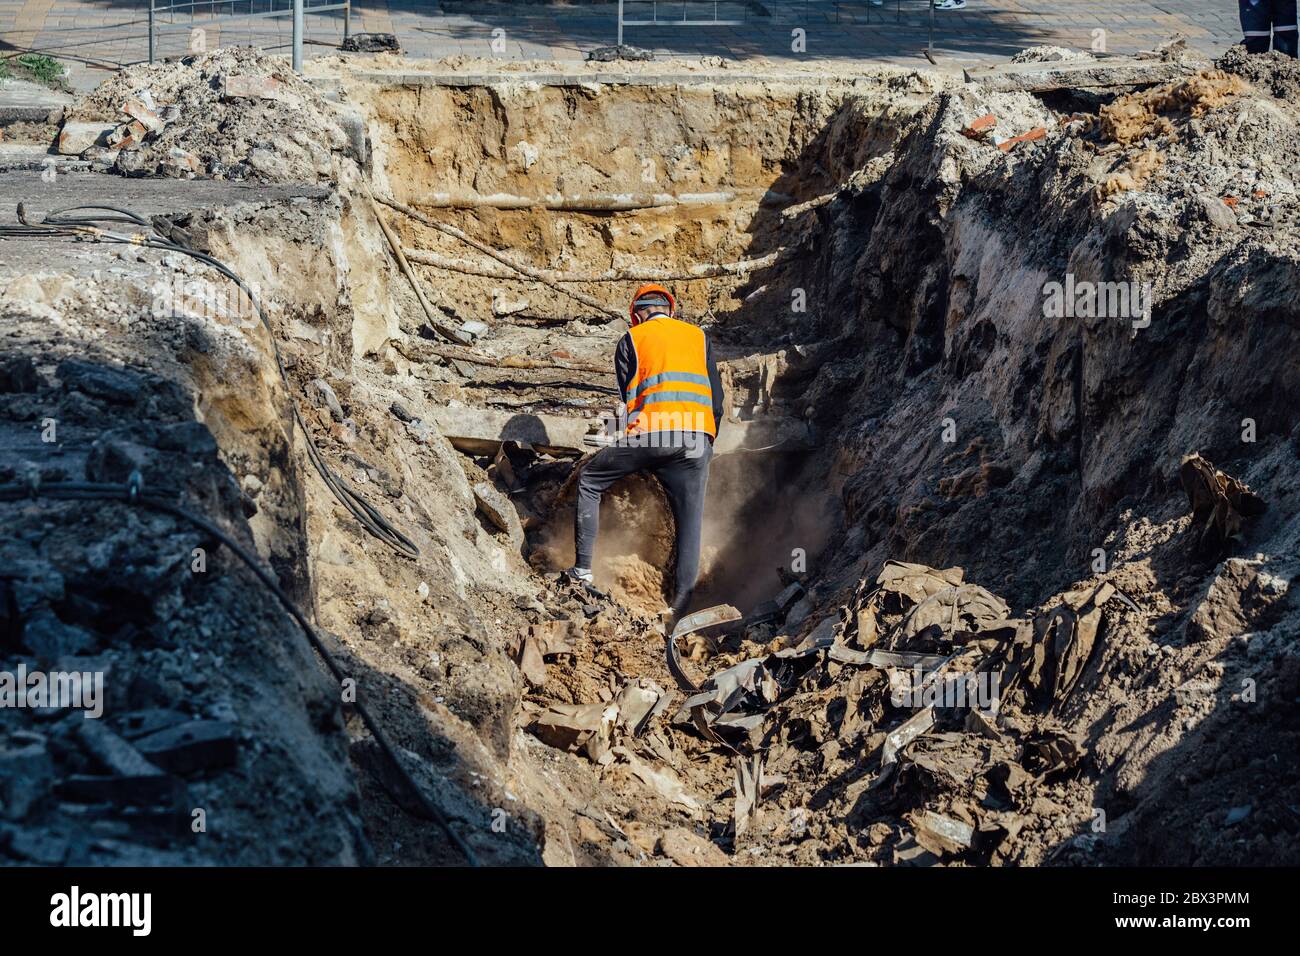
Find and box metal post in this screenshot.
[292,0,304,71]
[618,0,624,46]
[148,0,156,62]
[343,0,351,42]
[928,0,934,54]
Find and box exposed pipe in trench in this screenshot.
[377,197,624,320]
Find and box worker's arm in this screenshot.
[705,336,723,438]
[614,332,637,406]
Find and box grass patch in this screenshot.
[1,53,68,90]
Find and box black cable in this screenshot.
[0,474,479,866]
[2,203,420,559]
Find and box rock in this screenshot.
[247,146,292,180]
[389,401,415,423]
[221,74,288,101]
[623,820,660,855]
[1,825,69,863]
[491,292,529,317]
[586,44,654,63]
[19,607,97,660]
[116,708,193,740]
[307,378,345,421]
[473,481,525,552]
[327,102,369,167]
[57,359,143,404]
[132,720,239,775]
[84,436,156,487]
[157,421,219,457]
[57,121,115,155]
[78,721,166,778]
[340,32,401,53]
[0,355,39,393]
[0,733,54,820]
[122,97,165,133]
[657,827,728,866]
[0,547,64,616]
[1199,194,1238,231]
[1224,804,1252,826]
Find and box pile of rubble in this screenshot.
[54,48,353,181]
[508,447,1278,866]
[0,353,366,864]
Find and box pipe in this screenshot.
[413,190,739,212]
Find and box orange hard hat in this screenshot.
[629,283,676,323]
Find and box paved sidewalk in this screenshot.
[1,0,1247,93]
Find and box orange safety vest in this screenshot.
[624,315,717,438]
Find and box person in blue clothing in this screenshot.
[1240,0,1298,56]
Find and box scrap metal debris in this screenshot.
[1180,452,1267,551]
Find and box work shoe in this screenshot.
[558,567,610,601]
[562,566,594,585]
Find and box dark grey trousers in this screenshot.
[574,438,712,614]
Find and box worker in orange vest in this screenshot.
[565,284,724,620]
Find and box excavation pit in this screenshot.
[8,45,1299,869]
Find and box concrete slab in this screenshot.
[0,169,327,277]
[964,55,1207,93]
[0,78,71,123]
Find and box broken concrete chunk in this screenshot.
[19,607,97,661]
[340,32,401,53]
[912,810,974,856]
[473,481,525,552]
[0,733,54,820]
[57,121,116,155]
[307,378,345,422]
[1199,194,1239,231]
[965,56,1201,94]
[122,97,164,133]
[77,722,166,778]
[221,74,288,101]
[132,720,239,775]
[429,405,592,456]
[491,292,530,317]
[57,359,143,404]
[116,708,193,741]
[0,355,40,393]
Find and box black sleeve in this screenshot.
[614,332,636,404]
[705,335,724,437]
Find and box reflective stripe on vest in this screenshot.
[625,316,716,438]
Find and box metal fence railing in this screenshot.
[147,0,351,69]
[616,1,747,46]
